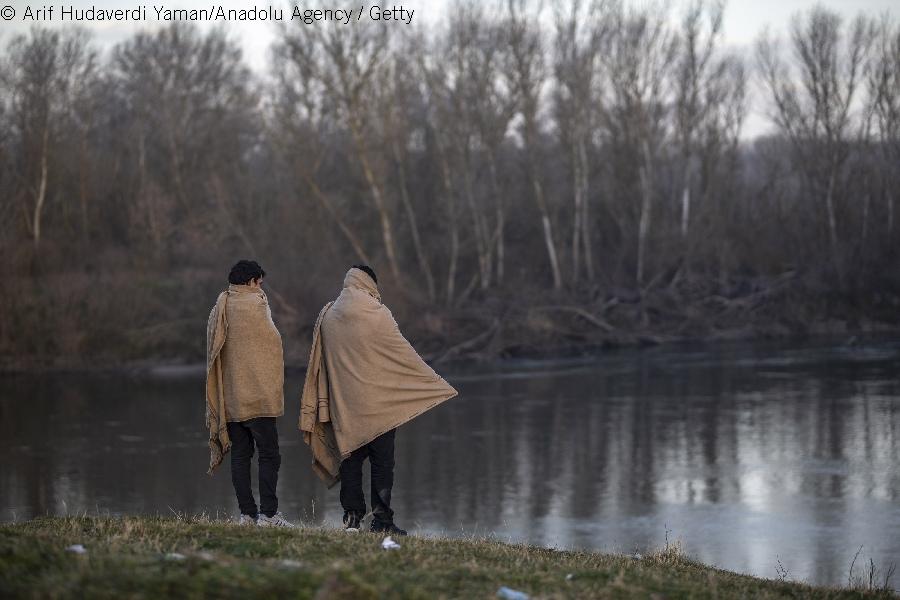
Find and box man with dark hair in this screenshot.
[206,260,293,528]
[229,260,266,286]
[300,265,458,535]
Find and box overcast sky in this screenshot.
[2,0,899,137]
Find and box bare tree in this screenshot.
[674,0,724,240]
[2,5,900,366]
[426,2,515,295]
[4,27,96,249]
[869,16,900,235]
[757,8,875,278]
[458,3,516,286]
[383,40,436,301]
[506,0,563,291]
[111,24,256,251]
[416,38,463,304]
[0,54,13,243]
[554,0,614,283]
[602,4,678,286]
[270,25,373,266]
[672,1,749,278]
[275,22,405,285]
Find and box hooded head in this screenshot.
[343,265,380,301]
[350,264,377,285]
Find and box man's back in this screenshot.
[206,260,293,527]
[219,285,285,422]
[318,268,456,455]
[301,265,458,535]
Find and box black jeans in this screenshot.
[340,429,396,525]
[227,417,280,518]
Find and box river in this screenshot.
[1,337,898,588]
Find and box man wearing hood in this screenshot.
[299,265,457,535]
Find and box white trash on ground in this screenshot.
[381,536,401,550]
[497,587,530,600]
[65,544,87,554]
[164,553,186,561]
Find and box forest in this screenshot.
[1,0,899,368]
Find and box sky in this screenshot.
[2,0,899,137]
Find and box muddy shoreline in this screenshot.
[2,319,896,377]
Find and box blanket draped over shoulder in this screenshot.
[206,284,284,474]
[299,269,458,486]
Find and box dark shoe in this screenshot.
[370,520,407,536]
[343,511,362,532]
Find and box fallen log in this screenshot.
[432,318,500,364]
[533,305,616,332]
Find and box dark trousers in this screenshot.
[227,417,280,518]
[339,429,396,525]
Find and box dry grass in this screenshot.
[0,516,896,599]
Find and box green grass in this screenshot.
[0,516,894,599]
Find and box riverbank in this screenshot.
[3,273,900,374]
[0,516,893,599]
[0,327,896,378]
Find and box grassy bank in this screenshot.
[0,516,893,599]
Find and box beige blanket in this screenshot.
[206,284,284,474]
[299,269,457,485]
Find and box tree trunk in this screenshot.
[823,158,842,284]
[78,108,95,243]
[137,132,162,252]
[79,131,90,242]
[862,192,870,246]
[32,127,49,249]
[487,153,505,284]
[540,208,563,290]
[349,119,402,284]
[824,171,838,254]
[525,118,562,291]
[166,126,188,209]
[571,140,583,283]
[433,127,459,305]
[461,144,491,290]
[301,171,371,264]
[578,136,594,282]
[637,140,654,286]
[392,138,435,301]
[887,189,894,235]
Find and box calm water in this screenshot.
[1,338,899,588]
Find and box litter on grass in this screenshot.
[164,553,186,561]
[381,536,401,550]
[497,587,530,600]
[65,544,87,554]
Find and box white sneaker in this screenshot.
[239,514,257,526]
[257,512,295,528]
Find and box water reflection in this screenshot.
[1,338,898,588]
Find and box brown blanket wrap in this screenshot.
[299,269,458,486]
[206,284,284,474]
